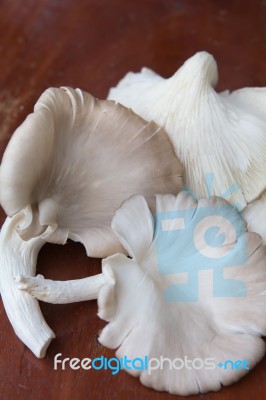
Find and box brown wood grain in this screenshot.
[0,1,265,399]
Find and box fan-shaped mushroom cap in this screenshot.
[0,87,182,357]
[97,193,266,395]
[0,87,183,257]
[108,51,266,211]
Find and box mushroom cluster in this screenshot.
[0,52,266,396]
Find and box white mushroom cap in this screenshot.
[0,87,183,257]
[96,193,266,395]
[0,87,182,357]
[17,192,266,390]
[108,51,266,211]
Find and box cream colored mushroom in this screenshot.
[19,193,266,394]
[108,51,266,215]
[0,87,182,357]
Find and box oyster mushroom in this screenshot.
[0,87,182,357]
[19,192,266,395]
[108,51,266,213]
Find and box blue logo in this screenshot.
[154,174,247,302]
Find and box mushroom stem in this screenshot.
[16,273,105,304]
[0,215,55,358]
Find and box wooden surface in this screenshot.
[0,1,266,399]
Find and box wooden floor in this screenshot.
[0,1,265,399]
